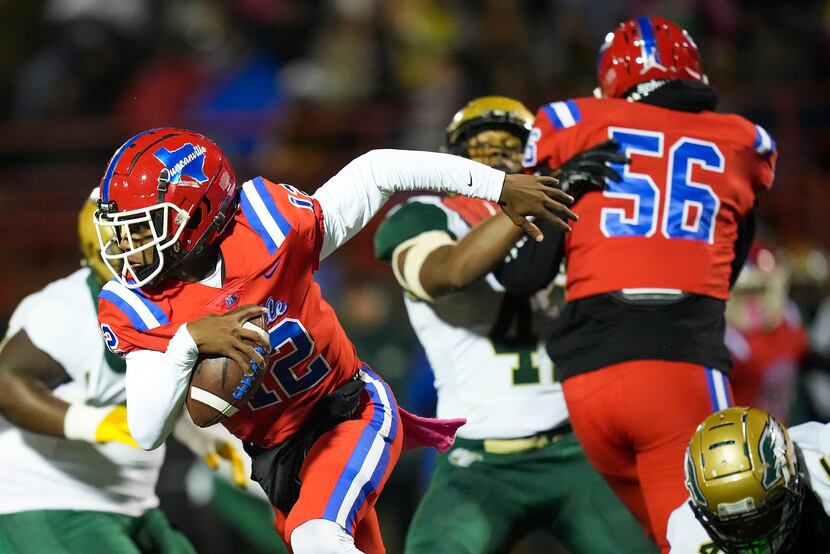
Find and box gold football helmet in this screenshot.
[684,407,804,553]
[79,189,118,285]
[444,96,534,163]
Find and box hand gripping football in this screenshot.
[186,314,269,427]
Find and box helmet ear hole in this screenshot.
[186,199,208,230]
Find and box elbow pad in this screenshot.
[391,231,455,302]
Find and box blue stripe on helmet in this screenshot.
[637,16,660,66]
[101,130,157,203]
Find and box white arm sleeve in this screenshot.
[125,324,198,450]
[312,149,505,260]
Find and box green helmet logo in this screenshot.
[684,446,707,507]
[758,418,788,490]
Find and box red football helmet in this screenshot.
[726,242,791,332]
[596,16,706,99]
[94,128,238,289]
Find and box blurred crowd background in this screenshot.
[1,0,830,552]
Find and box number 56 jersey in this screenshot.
[98,178,360,448]
[524,97,777,301]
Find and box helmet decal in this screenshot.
[597,16,705,99]
[635,16,665,74]
[94,128,238,289]
[759,418,789,490]
[687,408,804,551]
[153,143,209,186]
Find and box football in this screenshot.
[186,314,270,427]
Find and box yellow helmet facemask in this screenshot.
[684,407,804,553]
[79,190,120,285]
[444,95,534,158]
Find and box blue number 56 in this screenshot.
[601,128,723,243]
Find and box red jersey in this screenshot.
[725,305,808,424]
[525,97,777,301]
[98,178,360,447]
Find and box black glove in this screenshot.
[533,139,629,202]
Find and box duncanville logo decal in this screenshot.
[153,143,208,186]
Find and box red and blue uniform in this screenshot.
[526,97,775,302]
[726,307,809,424]
[98,178,402,550]
[510,95,776,549]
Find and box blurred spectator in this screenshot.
[726,242,830,425]
[280,0,383,104]
[725,243,807,423]
[12,0,149,118]
[789,244,830,323]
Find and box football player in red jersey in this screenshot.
[725,242,830,426]
[91,128,577,554]
[496,16,776,551]
[725,243,807,424]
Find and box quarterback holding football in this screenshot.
[93,129,577,553]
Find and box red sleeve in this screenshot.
[255,179,325,267]
[97,291,178,355]
[523,106,567,172]
[755,149,777,192]
[523,99,594,172]
[746,122,777,192]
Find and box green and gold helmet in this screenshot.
[444,96,534,156]
[79,189,118,285]
[684,407,805,554]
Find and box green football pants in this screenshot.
[0,508,195,554]
[405,431,658,554]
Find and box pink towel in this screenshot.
[399,408,466,453]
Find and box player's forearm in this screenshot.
[125,325,198,450]
[313,149,505,259]
[495,220,566,297]
[0,329,72,436]
[420,213,523,295]
[0,373,69,436]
